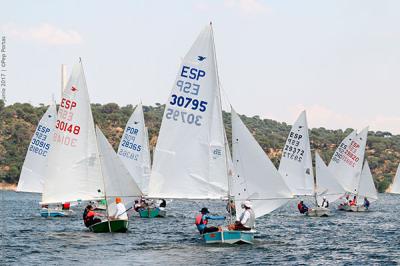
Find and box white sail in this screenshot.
[315,152,345,204]
[96,126,143,199]
[278,111,313,196]
[356,160,378,203]
[148,24,228,199]
[231,109,293,219]
[328,127,368,194]
[41,61,104,204]
[117,103,151,194]
[390,164,400,194]
[17,104,57,193]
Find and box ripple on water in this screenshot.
[3,191,400,265]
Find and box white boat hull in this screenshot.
[338,205,367,212]
[307,207,330,217]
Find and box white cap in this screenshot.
[243,200,252,208]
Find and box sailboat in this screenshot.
[389,164,400,194]
[341,160,378,212]
[278,111,322,214]
[90,126,143,232]
[16,103,57,194]
[328,127,371,211]
[117,103,160,217]
[202,108,294,244]
[149,23,291,244]
[307,153,346,217]
[41,60,142,228]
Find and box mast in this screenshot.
[96,126,112,233]
[61,64,67,95]
[210,22,234,223]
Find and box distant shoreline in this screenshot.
[0,183,16,191]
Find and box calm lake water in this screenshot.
[1,191,399,265]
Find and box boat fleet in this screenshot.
[15,23,398,244]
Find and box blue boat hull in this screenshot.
[203,230,255,244]
[40,209,72,217]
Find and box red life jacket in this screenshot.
[62,202,70,210]
[195,214,208,225]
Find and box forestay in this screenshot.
[356,160,378,203]
[41,61,104,204]
[117,103,151,195]
[17,104,57,193]
[390,164,400,194]
[148,24,228,199]
[278,111,313,196]
[96,126,143,199]
[328,127,368,194]
[315,153,345,205]
[231,109,292,219]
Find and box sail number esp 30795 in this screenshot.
[165,66,208,126]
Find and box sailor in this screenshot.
[195,207,225,234]
[83,205,103,227]
[159,199,167,210]
[297,200,309,214]
[228,201,255,231]
[226,199,236,216]
[363,197,370,209]
[349,195,357,206]
[62,202,71,210]
[111,197,128,220]
[321,197,329,208]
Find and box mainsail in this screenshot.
[148,24,228,199]
[17,104,57,193]
[231,109,293,218]
[278,111,313,196]
[117,103,151,194]
[328,127,368,194]
[390,164,400,194]
[41,61,104,204]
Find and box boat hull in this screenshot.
[339,205,367,212]
[40,209,73,217]
[307,207,330,217]
[203,230,255,244]
[138,207,166,218]
[88,220,128,233]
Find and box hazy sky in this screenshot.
[1,0,400,133]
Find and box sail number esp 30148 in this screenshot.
[165,66,208,126]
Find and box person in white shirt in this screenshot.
[111,197,128,220]
[228,200,255,231]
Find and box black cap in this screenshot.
[200,207,210,214]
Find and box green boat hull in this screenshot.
[88,220,128,233]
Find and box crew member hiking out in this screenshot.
[195,207,225,234]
